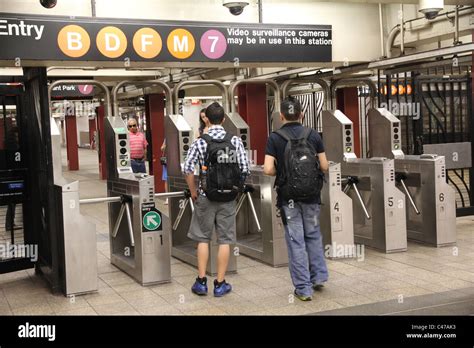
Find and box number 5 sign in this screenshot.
[200,29,227,59]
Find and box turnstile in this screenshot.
[235,167,288,266]
[51,119,97,296]
[223,80,289,266]
[322,110,407,253]
[320,162,355,258]
[105,116,171,285]
[165,110,237,276]
[368,108,456,247]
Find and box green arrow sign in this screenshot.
[143,211,161,231]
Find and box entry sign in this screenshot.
[0,13,331,64]
[142,203,162,232]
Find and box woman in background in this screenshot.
[198,107,209,137]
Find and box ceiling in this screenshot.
[309,0,473,4]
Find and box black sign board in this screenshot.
[0,13,331,65]
[50,83,98,98]
[141,202,163,232]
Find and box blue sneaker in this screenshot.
[191,277,208,296]
[213,279,232,297]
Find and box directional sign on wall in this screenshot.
[0,13,332,65]
[50,83,98,98]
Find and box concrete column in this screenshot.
[65,114,79,171]
[336,87,361,158]
[89,117,97,150]
[237,84,268,165]
[97,105,107,180]
[145,93,166,192]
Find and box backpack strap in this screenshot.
[300,127,318,155]
[275,128,292,142]
[201,133,212,145]
[223,132,234,143]
[200,134,213,166]
[301,127,313,141]
[276,126,313,141]
[274,128,293,189]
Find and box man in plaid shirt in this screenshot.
[183,102,249,297]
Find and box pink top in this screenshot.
[129,131,148,159]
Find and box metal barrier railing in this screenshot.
[112,80,172,116]
[48,79,112,117]
[173,80,228,114]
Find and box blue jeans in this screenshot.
[131,159,146,173]
[281,202,329,297]
[162,164,167,181]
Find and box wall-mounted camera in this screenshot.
[418,0,444,20]
[222,1,249,16]
[40,0,57,9]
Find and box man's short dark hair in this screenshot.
[205,102,225,125]
[280,96,302,121]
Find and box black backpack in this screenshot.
[275,127,324,203]
[201,133,242,202]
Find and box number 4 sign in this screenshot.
[200,29,227,59]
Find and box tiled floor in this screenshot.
[0,148,473,315]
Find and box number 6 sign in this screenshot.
[200,29,227,59]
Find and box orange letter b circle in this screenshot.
[58,25,91,58]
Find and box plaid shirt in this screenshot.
[183,125,250,178]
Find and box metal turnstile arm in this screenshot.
[79,196,122,204]
[399,179,420,215]
[112,203,126,238]
[172,198,189,231]
[344,177,371,220]
[351,183,371,220]
[124,202,135,247]
[154,191,186,199]
[246,192,262,232]
[235,185,262,232]
[235,193,246,215]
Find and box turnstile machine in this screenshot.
[51,119,97,296]
[235,167,288,266]
[105,116,171,285]
[280,78,355,258]
[167,80,238,275]
[320,162,355,258]
[368,108,456,246]
[224,78,356,263]
[224,79,288,267]
[322,110,407,253]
